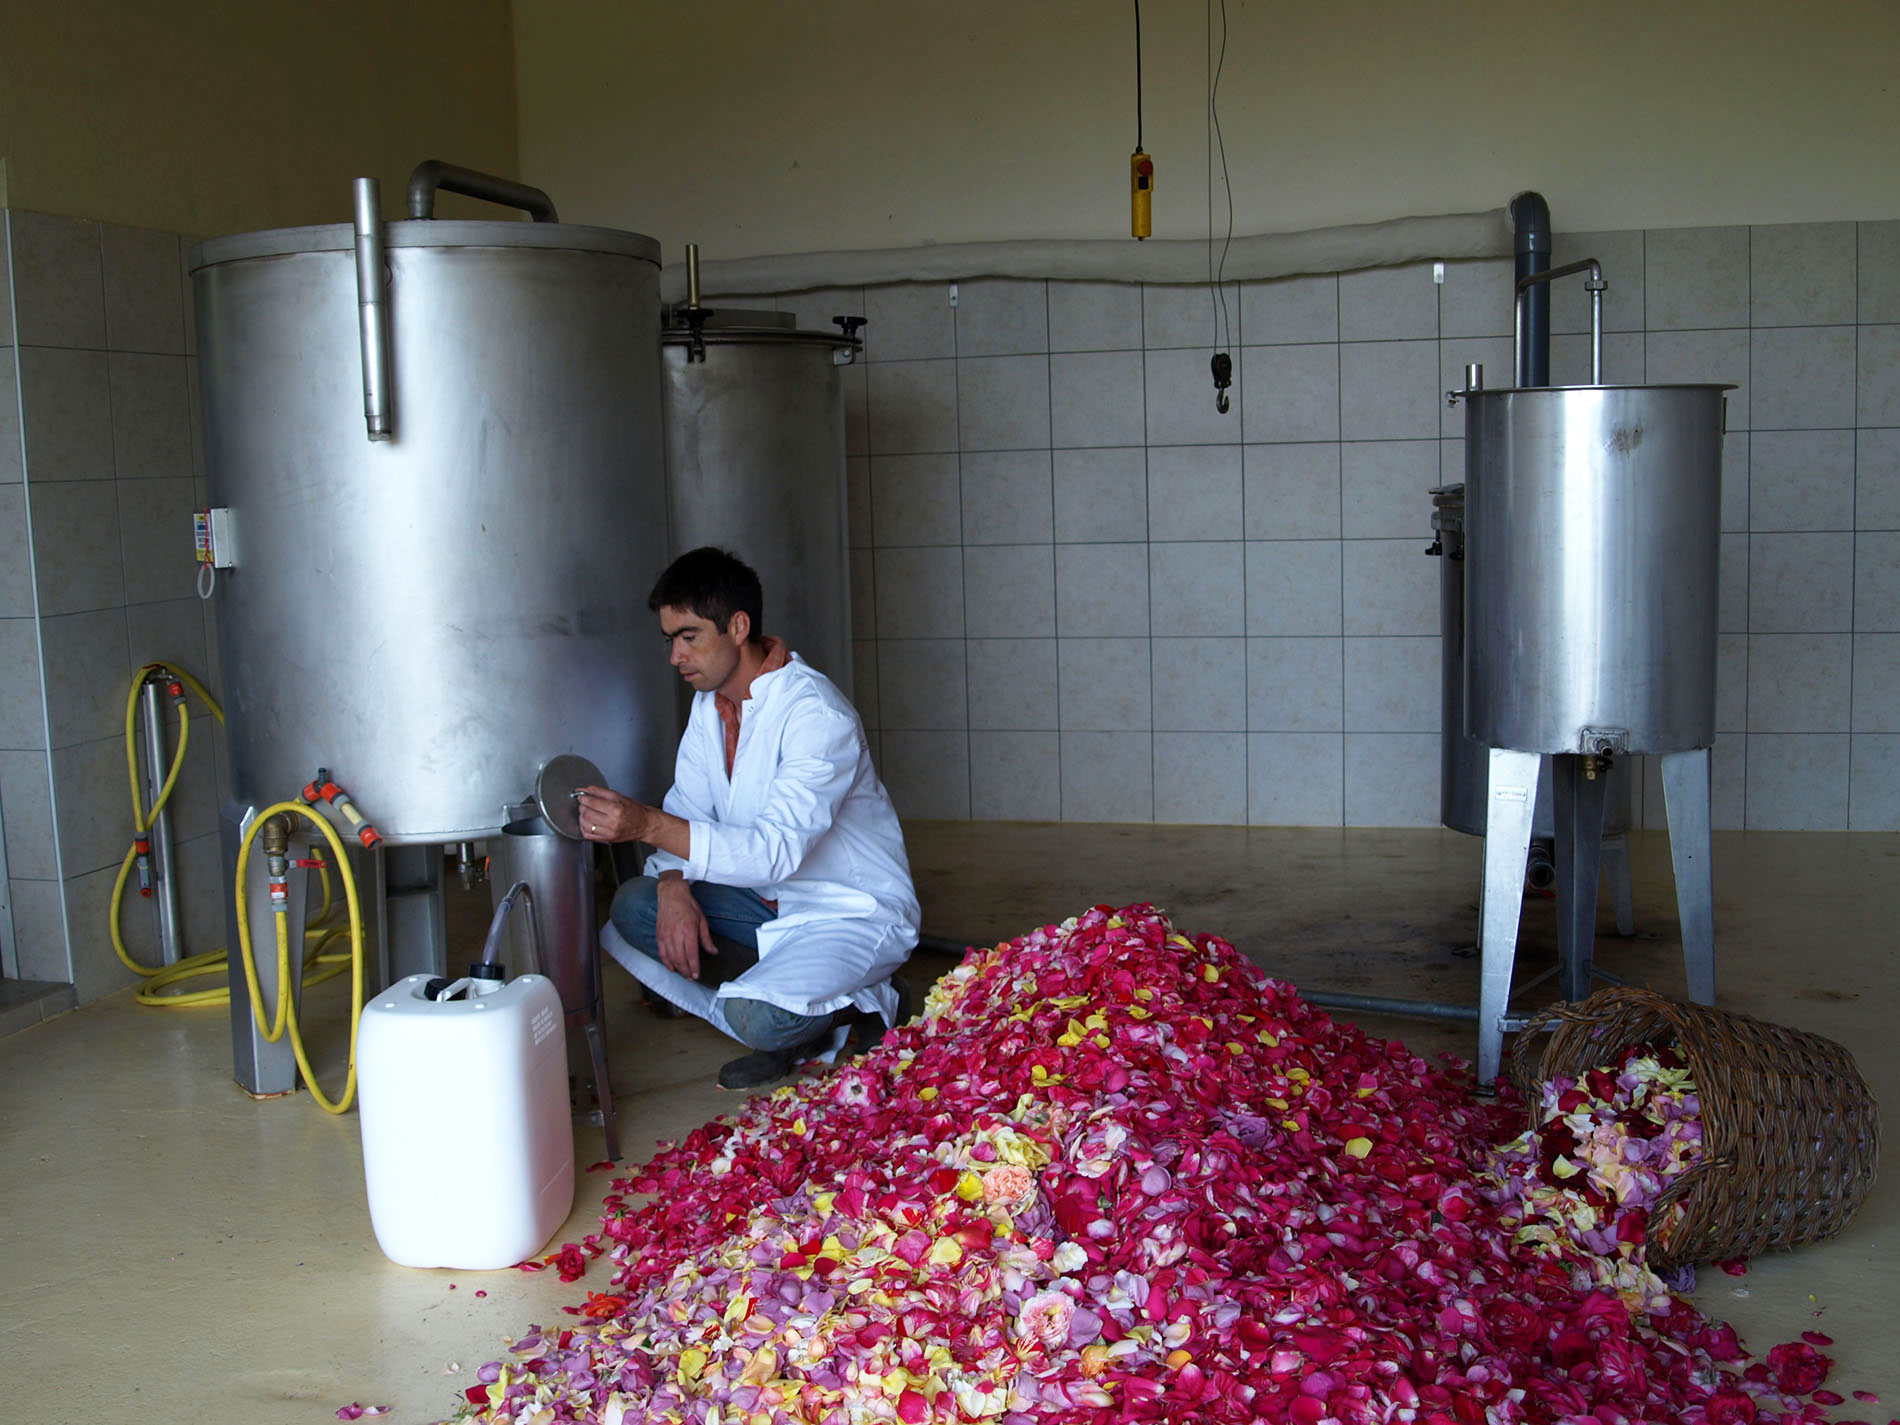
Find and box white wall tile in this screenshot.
[1240,274,1337,345]
[961,450,1052,545]
[0,749,56,879]
[9,876,70,982]
[1749,430,1854,531]
[1439,336,1514,435]
[0,349,21,484]
[1057,638,1150,731]
[970,730,1059,821]
[1149,541,1243,637]
[1048,282,1141,353]
[955,279,1048,358]
[117,477,198,605]
[1720,532,1749,633]
[0,220,11,347]
[7,212,105,348]
[1747,532,1852,632]
[958,354,1050,451]
[1644,328,1750,428]
[1849,734,1900,830]
[1338,340,1438,440]
[1248,637,1342,731]
[871,454,961,546]
[109,353,193,481]
[1146,445,1241,540]
[1721,431,1749,533]
[876,639,967,730]
[863,284,954,362]
[963,545,1054,638]
[1859,428,1900,530]
[1240,344,1339,444]
[1343,538,1437,635]
[1144,348,1241,446]
[1153,733,1246,824]
[1060,730,1152,823]
[1644,226,1750,330]
[854,640,878,728]
[17,347,114,482]
[1244,442,1339,540]
[1050,351,1145,448]
[1143,282,1238,349]
[1745,733,1848,829]
[1056,543,1149,637]
[1343,636,1440,732]
[1751,222,1857,327]
[1859,325,1900,427]
[1249,732,1342,825]
[847,456,872,547]
[101,226,187,354]
[1746,633,1851,732]
[38,608,129,749]
[1550,331,1645,388]
[1246,540,1341,637]
[1860,222,1900,324]
[172,830,225,958]
[1340,440,1438,538]
[0,485,32,618]
[1713,735,1747,830]
[1439,258,1514,339]
[1552,230,1645,334]
[879,730,969,819]
[850,549,877,638]
[1716,633,1748,732]
[1344,732,1439,826]
[28,480,124,616]
[1053,447,1147,541]
[873,546,963,637]
[0,618,47,750]
[1339,263,1438,341]
[49,734,130,877]
[1857,531,1900,630]
[1750,327,1856,430]
[1853,634,1900,731]
[841,361,868,456]
[1150,637,1245,731]
[966,638,1058,730]
[867,359,957,454]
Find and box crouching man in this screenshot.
[577,546,920,1090]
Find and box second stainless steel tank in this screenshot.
[661,310,860,694]
[1463,384,1729,756]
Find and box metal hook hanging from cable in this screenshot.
[1206,0,1234,413]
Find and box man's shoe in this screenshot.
[852,976,914,1055]
[717,1045,800,1090]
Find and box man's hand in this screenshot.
[654,875,718,980]
[576,786,651,844]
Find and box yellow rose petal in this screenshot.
[1343,1137,1373,1158]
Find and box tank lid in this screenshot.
[660,318,861,350]
[1457,382,1737,396]
[664,306,796,330]
[189,218,661,273]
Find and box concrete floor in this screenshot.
[2,824,1893,1422]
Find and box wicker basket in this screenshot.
[1510,987,1880,1269]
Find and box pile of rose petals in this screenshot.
[453,904,1857,1425]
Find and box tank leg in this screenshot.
[1661,747,1716,1004]
[1478,747,1541,1087]
[583,1018,619,1161]
[380,844,447,984]
[1552,756,1609,1002]
[1602,833,1636,936]
[221,800,309,1096]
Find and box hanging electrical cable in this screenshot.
[1131,1,1153,240]
[1207,0,1235,412]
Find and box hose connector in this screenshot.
[301,767,384,848]
[260,813,294,911]
[134,835,153,897]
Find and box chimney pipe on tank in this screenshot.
[1510,192,1551,388]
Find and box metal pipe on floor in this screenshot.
[1298,988,1533,1034]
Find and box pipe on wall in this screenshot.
[660,207,1513,303]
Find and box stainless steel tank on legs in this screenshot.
[193,169,675,1095]
[661,305,861,694]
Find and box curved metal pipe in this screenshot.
[351,177,392,441]
[406,160,559,223]
[1509,191,1551,387]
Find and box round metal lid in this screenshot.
[534,754,607,841]
[190,218,661,273]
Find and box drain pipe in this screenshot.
[1509,191,1551,387]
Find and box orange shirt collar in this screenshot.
[715,636,790,776]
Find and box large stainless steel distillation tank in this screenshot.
[1453,226,1728,1084]
[192,168,674,1095]
[660,251,861,694]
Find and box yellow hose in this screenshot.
[232,801,366,1114]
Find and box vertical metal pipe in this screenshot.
[139,679,184,966]
[353,177,393,441]
[685,243,702,309]
[1590,285,1605,383]
[1509,191,1551,387]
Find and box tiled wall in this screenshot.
[739,220,1900,831]
[1,209,225,998]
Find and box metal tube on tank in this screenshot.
[352,178,393,441]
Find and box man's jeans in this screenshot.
[608,876,831,1051]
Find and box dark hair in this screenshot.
[647,546,764,643]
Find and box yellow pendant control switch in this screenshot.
[1131,149,1154,240]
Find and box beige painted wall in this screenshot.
[1,0,519,235]
[515,0,1900,261]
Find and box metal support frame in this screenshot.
[221,801,309,1096]
[377,844,448,991]
[1476,747,1541,1085]
[1662,748,1717,1003]
[138,678,185,966]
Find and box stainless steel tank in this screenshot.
[1463,385,1728,757]
[661,308,860,694]
[1432,483,1632,836]
[192,212,675,840]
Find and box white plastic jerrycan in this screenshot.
[356,968,574,1268]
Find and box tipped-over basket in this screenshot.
[1510,987,1879,1270]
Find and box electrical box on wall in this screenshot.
[194,508,238,569]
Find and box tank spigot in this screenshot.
[261,812,295,911]
[1582,752,1613,782]
[456,841,487,891]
